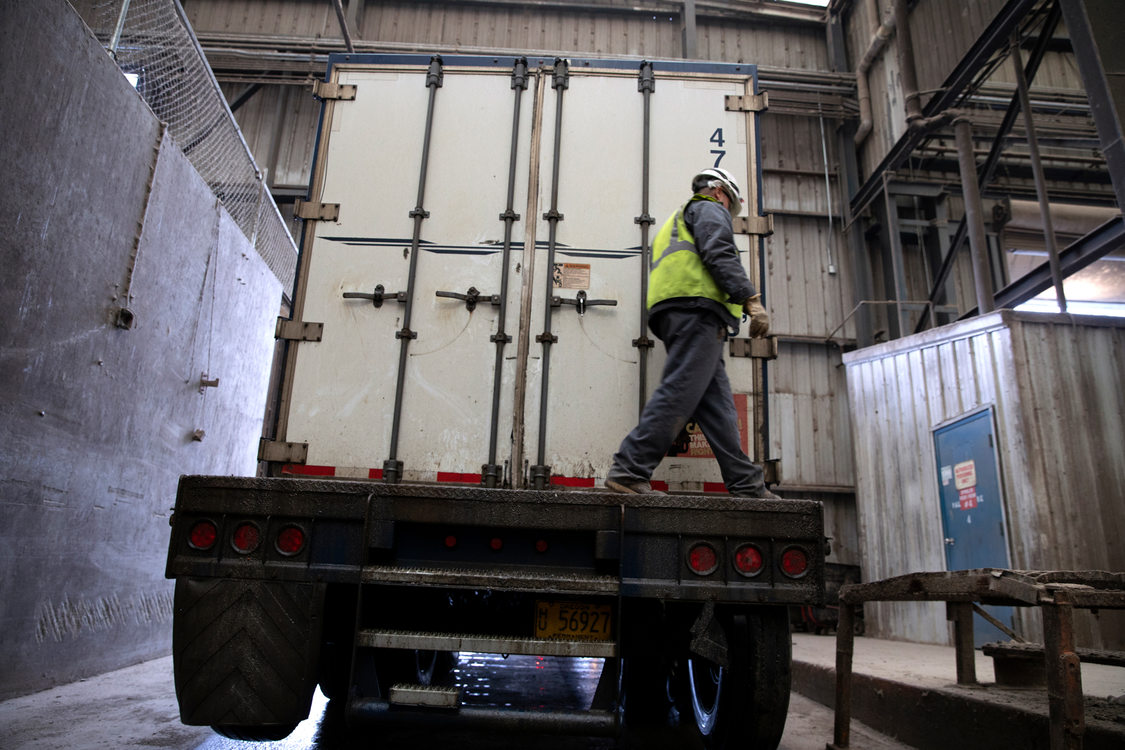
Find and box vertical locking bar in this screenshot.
[633,62,656,418]
[530,59,569,489]
[482,58,529,488]
[385,55,443,483]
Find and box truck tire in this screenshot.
[173,577,325,737]
[684,606,791,750]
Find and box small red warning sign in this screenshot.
[958,486,978,510]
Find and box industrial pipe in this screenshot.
[854,0,895,146]
[893,0,923,124]
[953,117,995,315]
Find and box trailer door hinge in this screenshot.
[275,318,324,342]
[763,459,781,486]
[258,438,309,464]
[733,214,774,237]
[312,80,357,100]
[729,336,778,360]
[293,199,340,222]
[725,92,768,112]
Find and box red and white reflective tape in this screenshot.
[279,465,730,493]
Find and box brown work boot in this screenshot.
[604,477,666,495]
[735,486,782,500]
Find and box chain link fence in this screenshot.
[79,0,298,294]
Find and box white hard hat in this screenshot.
[694,167,744,215]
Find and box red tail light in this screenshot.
[489,537,504,551]
[188,520,217,551]
[780,547,809,578]
[276,525,306,556]
[535,539,549,553]
[444,535,458,549]
[687,543,718,575]
[733,544,764,577]
[231,522,260,554]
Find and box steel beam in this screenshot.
[973,215,1125,314]
[1058,0,1125,213]
[849,0,1038,218]
[918,3,1061,331]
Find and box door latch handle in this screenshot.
[944,537,956,546]
[553,290,617,316]
[343,284,407,308]
[435,286,500,312]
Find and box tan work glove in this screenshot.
[743,294,770,338]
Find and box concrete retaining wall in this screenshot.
[0,0,282,699]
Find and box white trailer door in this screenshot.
[282,59,535,483]
[279,56,764,490]
[522,62,762,491]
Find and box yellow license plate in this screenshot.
[534,601,612,641]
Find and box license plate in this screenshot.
[534,601,612,641]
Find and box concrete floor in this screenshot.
[2,636,907,750]
[3,633,1123,749]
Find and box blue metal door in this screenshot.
[933,408,1013,646]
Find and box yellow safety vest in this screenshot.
[646,195,743,320]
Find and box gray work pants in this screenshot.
[608,307,766,494]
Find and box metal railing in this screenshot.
[82,0,298,294]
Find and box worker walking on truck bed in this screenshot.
[605,167,778,499]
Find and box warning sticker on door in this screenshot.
[553,263,590,290]
[953,460,976,490]
[958,486,978,510]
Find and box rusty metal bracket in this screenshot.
[258,438,308,464]
[762,459,781,486]
[729,336,778,360]
[732,214,774,237]
[312,80,357,101]
[830,569,1125,750]
[293,199,340,222]
[724,92,769,112]
[275,318,324,342]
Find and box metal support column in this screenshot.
[880,175,912,337]
[829,603,856,749]
[954,117,996,315]
[947,602,979,685]
[681,0,697,59]
[1059,0,1125,213]
[1042,594,1084,750]
[1010,34,1067,311]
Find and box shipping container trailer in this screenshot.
[166,54,825,748]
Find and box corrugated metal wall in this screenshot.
[220,83,320,191]
[845,311,1125,649]
[185,1,828,69]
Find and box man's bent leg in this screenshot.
[608,310,725,484]
[691,359,772,497]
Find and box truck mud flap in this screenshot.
[172,577,325,728]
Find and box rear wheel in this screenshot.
[684,606,791,749]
